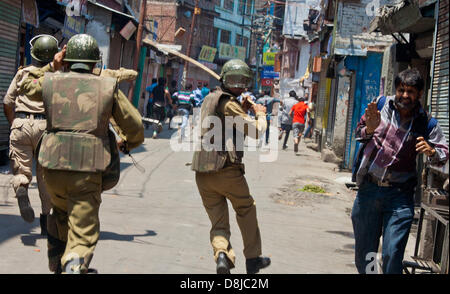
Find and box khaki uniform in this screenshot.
[192,88,267,267]
[3,66,51,214]
[19,64,144,273]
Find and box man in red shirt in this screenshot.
[289,96,309,153]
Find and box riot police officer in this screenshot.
[192,59,271,274]
[18,34,144,274]
[3,35,58,234]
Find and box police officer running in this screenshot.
[192,59,271,274]
[18,34,144,274]
[3,35,58,234]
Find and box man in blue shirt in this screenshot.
[145,78,158,126]
[201,82,210,100]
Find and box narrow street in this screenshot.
[0,123,377,274]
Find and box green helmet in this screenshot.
[221,59,253,89]
[30,35,59,63]
[64,34,101,70]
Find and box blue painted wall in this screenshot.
[344,52,383,168]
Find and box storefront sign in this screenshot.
[263,52,276,66]
[261,78,273,87]
[198,46,217,63]
[199,60,217,70]
[62,15,85,39]
[120,21,137,40]
[145,18,158,41]
[218,43,246,60]
[261,66,280,79]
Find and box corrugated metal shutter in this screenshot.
[325,78,337,146]
[343,72,356,169]
[315,58,330,132]
[431,0,449,142]
[0,0,21,151]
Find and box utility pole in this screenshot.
[128,0,147,102]
[182,0,200,88]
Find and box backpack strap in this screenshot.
[376,96,386,111]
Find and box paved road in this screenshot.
[0,123,415,274]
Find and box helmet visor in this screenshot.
[224,74,252,89]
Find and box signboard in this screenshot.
[261,78,273,87]
[199,60,217,70]
[198,46,217,63]
[218,43,246,60]
[145,18,158,41]
[120,21,137,40]
[263,52,276,66]
[62,15,85,39]
[261,66,280,79]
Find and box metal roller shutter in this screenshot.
[430,0,449,142]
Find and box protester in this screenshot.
[151,77,175,138]
[289,96,309,154]
[278,90,298,150]
[351,68,449,274]
[256,90,280,145]
[173,83,196,142]
[145,78,158,124]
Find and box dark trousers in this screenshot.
[281,124,292,148]
[152,104,165,123]
[351,181,414,274]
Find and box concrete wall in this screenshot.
[86,4,112,68]
[334,0,394,55]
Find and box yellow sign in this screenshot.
[194,7,201,15]
[219,43,246,60]
[198,46,217,63]
[263,52,276,66]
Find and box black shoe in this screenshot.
[40,214,48,236]
[246,256,271,274]
[282,145,288,150]
[16,186,35,223]
[216,252,231,274]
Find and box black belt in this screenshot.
[366,174,397,187]
[16,112,46,120]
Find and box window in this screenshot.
[243,36,249,48]
[224,0,234,11]
[246,0,253,14]
[236,34,243,46]
[212,27,219,47]
[238,0,245,15]
[220,29,231,44]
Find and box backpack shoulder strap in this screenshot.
[376,96,386,111]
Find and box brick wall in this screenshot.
[147,1,178,44]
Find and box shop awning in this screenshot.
[87,0,136,21]
[369,0,436,35]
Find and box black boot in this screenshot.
[216,252,231,274]
[40,214,48,236]
[246,256,271,274]
[16,186,35,223]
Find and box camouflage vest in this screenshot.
[39,72,116,172]
[191,88,243,173]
